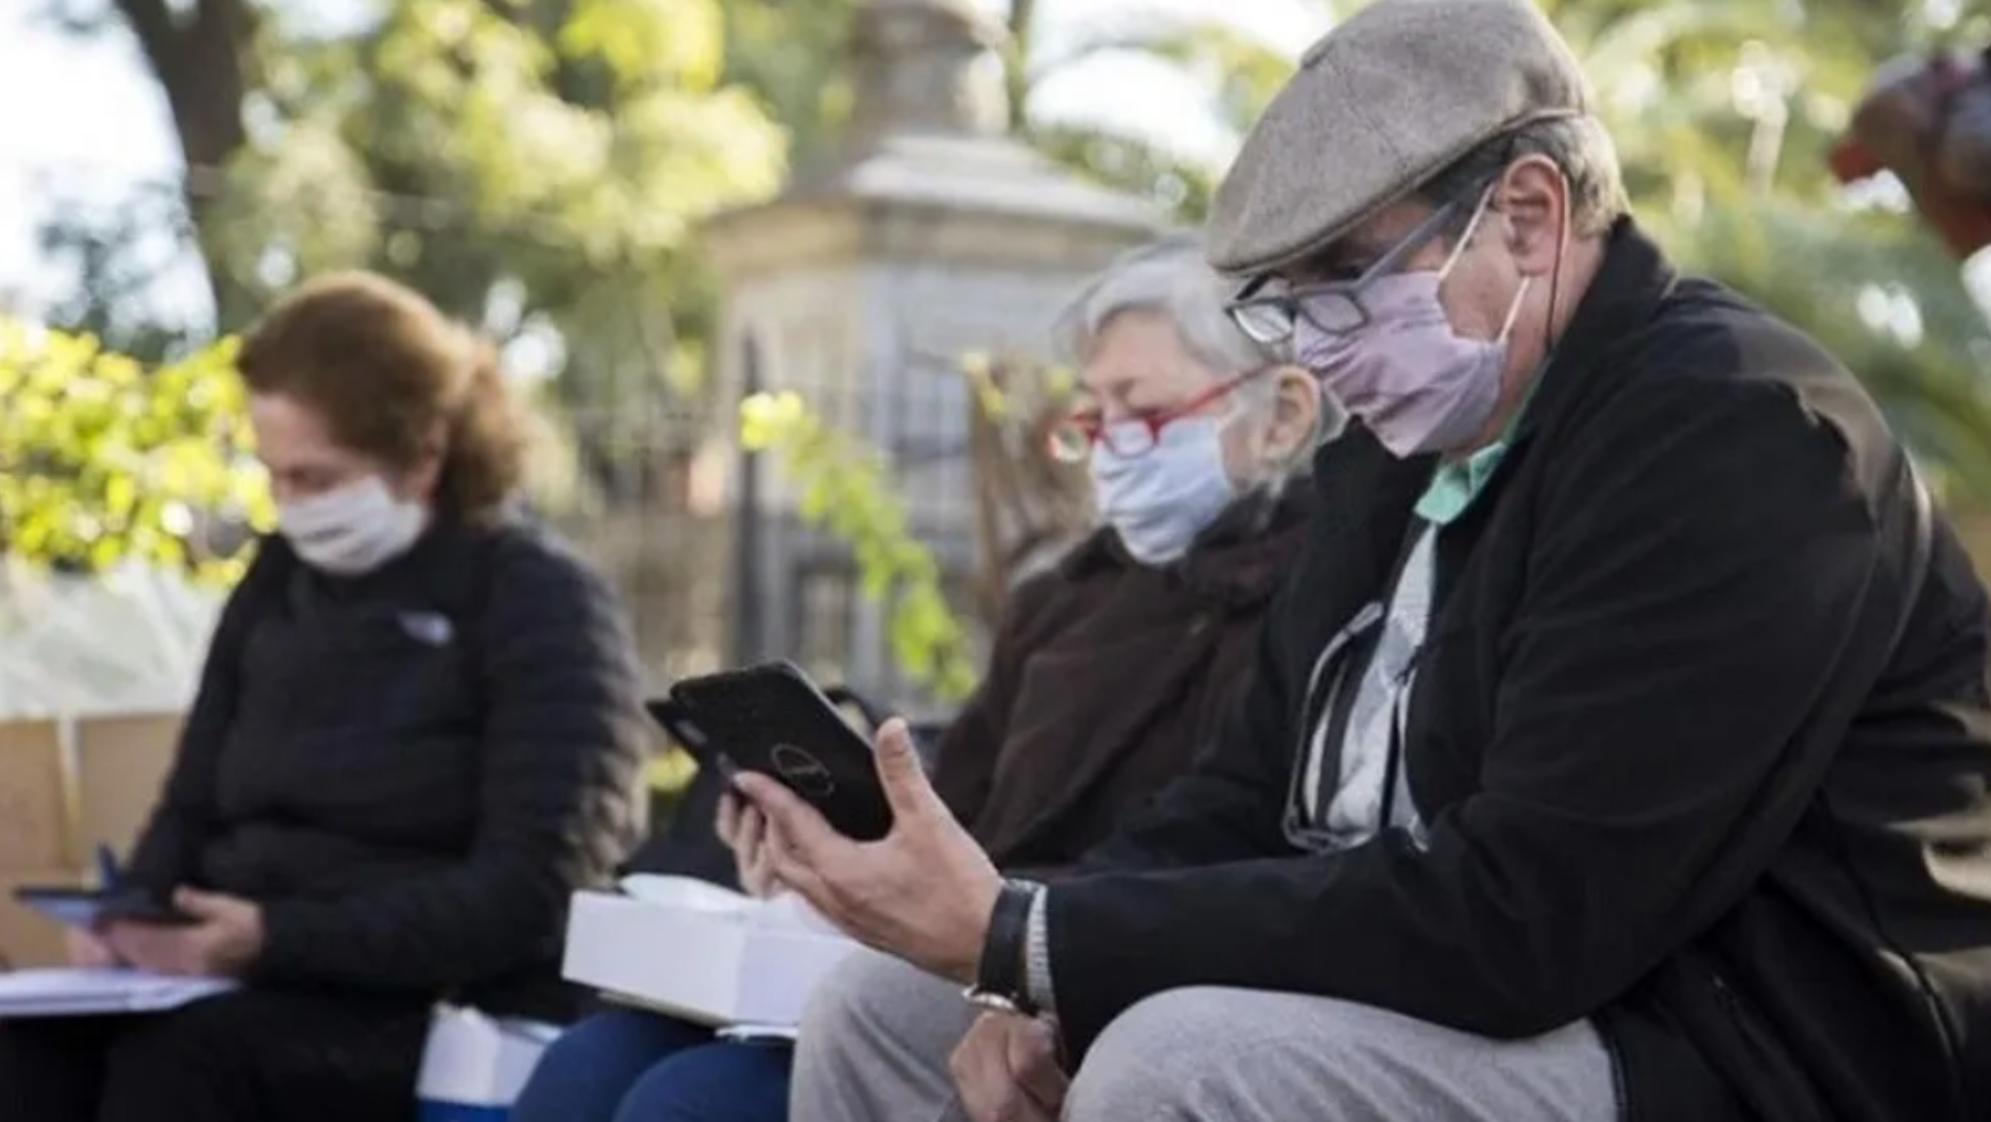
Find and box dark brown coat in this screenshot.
[930,486,1311,872]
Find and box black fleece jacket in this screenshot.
[128,516,646,1014]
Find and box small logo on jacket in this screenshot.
[769,744,836,797]
[398,611,455,647]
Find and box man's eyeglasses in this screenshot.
[1225,199,1464,346]
[1047,366,1275,464]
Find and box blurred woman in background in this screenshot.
[0,271,648,1122]
[513,237,1337,1122]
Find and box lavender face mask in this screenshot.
[1294,196,1530,458]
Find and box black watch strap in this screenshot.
[974,880,1038,1011]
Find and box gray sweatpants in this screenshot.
[791,949,1620,1122]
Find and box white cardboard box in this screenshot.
[560,878,859,1029]
[415,1004,559,1120]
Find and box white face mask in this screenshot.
[1090,414,1238,565]
[278,476,429,576]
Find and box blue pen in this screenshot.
[95,844,122,893]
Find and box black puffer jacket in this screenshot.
[128,515,647,1014]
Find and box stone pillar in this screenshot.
[848,0,1009,147]
[702,0,1165,707]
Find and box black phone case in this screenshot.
[645,697,720,765]
[663,661,894,841]
[13,886,196,928]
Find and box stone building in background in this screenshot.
[697,0,1161,707]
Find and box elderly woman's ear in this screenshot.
[1258,365,1327,470]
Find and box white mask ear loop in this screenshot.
[1438,186,1499,281]
[1436,184,1531,346]
[1496,277,1533,344]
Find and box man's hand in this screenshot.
[950,1012,1069,1122]
[104,888,264,978]
[734,719,1002,983]
[717,790,785,899]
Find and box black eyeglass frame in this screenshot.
[1225,198,1466,345]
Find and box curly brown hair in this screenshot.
[238,271,528,518]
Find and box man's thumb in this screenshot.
[874,718,937,816]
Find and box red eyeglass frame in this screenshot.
[1048,365,1278,463]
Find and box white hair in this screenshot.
[1054,235,1282,385]
[1053,236,1344,475]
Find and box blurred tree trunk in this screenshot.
[112,0,251,223]
[110,0,253,312]
[1005,0,1038,128]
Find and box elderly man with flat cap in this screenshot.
[735,1,1991,1119]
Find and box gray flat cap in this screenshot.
[1208,0,1595,275]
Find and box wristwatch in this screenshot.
[964,879,1039,1015]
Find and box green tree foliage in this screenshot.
[1011,9,1310,221]
[1544,0,1991,505]
[53,0,787,505]
[210,0,785,479]
[215,0,783,306]
[722,0,859,170]
[0,322,270,582]
[740,391,979,701]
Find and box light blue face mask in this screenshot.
[1090,415,1238,565]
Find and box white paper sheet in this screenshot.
[0,968,237,1018]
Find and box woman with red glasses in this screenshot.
[921,234,1334,864]
[512,237,1333,1122]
